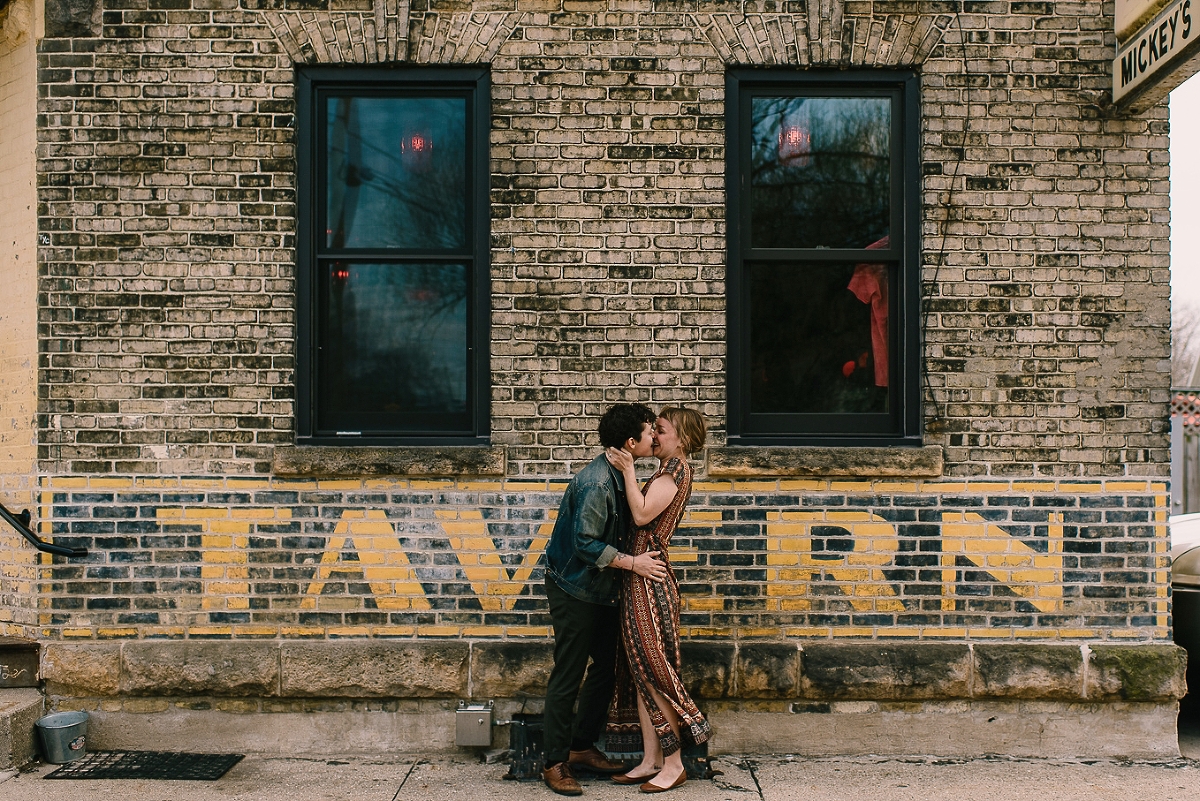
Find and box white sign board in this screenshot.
[1113,0,1200,104]
[1117,0,1174,40]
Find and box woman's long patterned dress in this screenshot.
[605,457,711,757]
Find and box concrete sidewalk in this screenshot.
[3,752,1200,801]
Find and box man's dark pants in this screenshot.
[543,577,620,765]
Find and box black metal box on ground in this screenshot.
[503,713,545,780]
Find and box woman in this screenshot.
[603,407,711,793]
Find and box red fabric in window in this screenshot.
[847,235,889,387]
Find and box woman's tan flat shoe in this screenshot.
[639,773,686,793]
[612,772,658,785]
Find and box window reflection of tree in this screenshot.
[325,263,468,424]
[745,96,891,416]
[750,97,890,249]
[321,95,471,429]
[326,97,467,250]
[326,99,360,250]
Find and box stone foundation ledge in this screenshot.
[39,640,1185,703]
[40,698,1181,759]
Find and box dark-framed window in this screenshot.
[726,69,921,446]
[296,66,490,444]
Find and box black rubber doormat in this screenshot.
[44,750,244,780]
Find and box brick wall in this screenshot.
[918,2,1171,479]
[0,0,40,636]
[33,0,1172,480]
[26,1,1176,646]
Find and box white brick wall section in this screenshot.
[0,0,42,635]
[0,0,38,501]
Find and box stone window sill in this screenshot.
[272,446,506,478]
[705,445,944,478]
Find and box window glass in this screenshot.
[298,66,488,443]
[748,259,892,416]
[750,96,890,249]
[325,96,467,250]
[317,262,469,433]
[727,70,918,443]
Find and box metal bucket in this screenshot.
[35,711,89,764]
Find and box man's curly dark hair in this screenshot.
[597,403,656,449]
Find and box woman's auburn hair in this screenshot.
[658,406,707,456]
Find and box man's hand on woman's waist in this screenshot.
[611,550,667,582]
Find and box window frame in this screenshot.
[295,65,491,446]
[725,68,922,447]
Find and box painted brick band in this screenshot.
[33,476,1168,642]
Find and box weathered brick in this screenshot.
[8,0,1172,654]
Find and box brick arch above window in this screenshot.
[694,12,952,68]
[261,6,948,70]
[261,6,524,66]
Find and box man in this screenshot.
[541,403,669,796]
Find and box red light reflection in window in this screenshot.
[401,131,433,170]
[778,123,812,167]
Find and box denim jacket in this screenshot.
[545,454,630,606]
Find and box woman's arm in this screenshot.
[605,448,678,527]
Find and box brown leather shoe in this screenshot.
[640,771,687,793]
[568,746,628,774]
[543,762,583,796]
